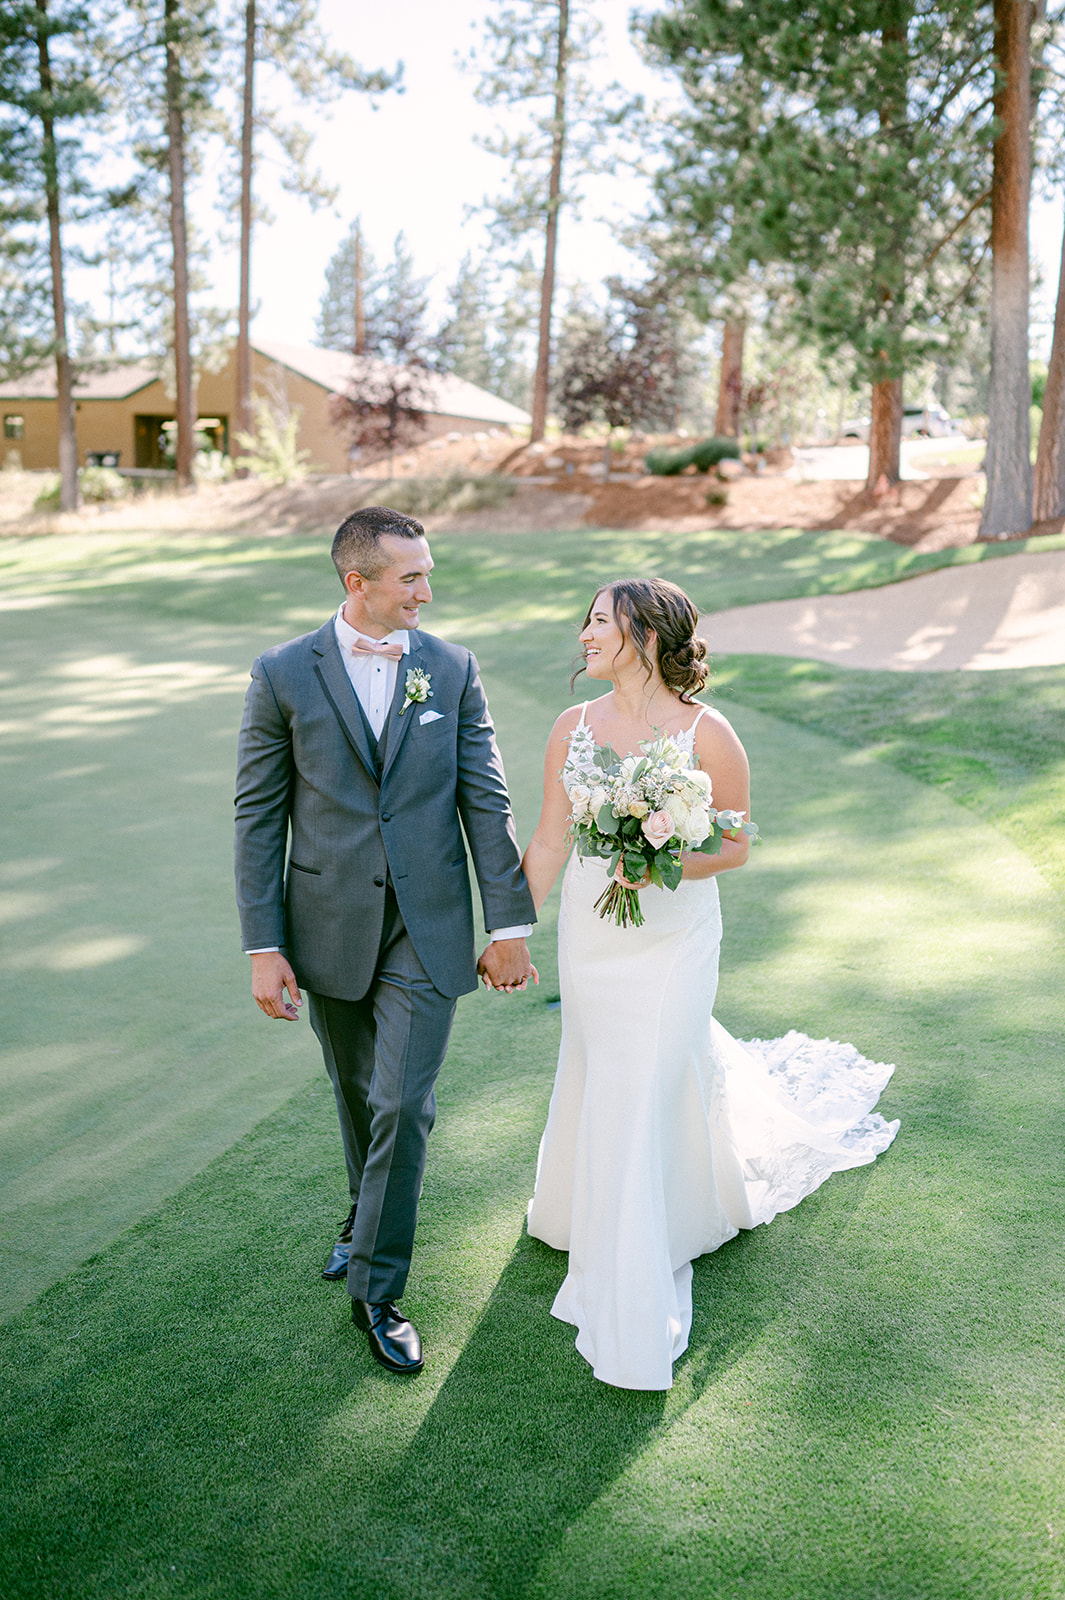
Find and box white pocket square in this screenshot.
[419,709,443,724]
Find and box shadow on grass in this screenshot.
[376,1173,874,1599]
[3,1027,1059,1600]
[0,1054,873,1600]
[372,1228,670,1596]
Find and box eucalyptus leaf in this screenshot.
[596,802,619,834]
[659,858,683,891]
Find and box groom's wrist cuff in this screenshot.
[488,925,533,942]
[247,946,280,954]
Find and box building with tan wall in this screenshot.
[0,337,531,474]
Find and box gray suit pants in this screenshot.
[307,887,457,1303]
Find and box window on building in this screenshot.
[3,414,25,440]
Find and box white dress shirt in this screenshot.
[248,608,530,949]
[333,607,406,740]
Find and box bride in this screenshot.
[520,577,899,1391]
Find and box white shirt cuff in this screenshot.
[252,929,533,950]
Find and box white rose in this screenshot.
[588,785,611,818]
[619,755,640,782]
[664,791,691,828]
[567,782,592,821]
[627,798,650,818]
[679,804,711,846]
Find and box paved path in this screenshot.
[792,442,929,481]
[703,549,1065,670]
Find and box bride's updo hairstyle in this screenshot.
[576,578,710,703]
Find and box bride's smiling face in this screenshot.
[580,590,637,679]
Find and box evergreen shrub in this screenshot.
[644,436,741,476]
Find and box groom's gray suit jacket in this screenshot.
[234,620,534,1000]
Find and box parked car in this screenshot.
[841,404,955,442]
[902,404,954,437]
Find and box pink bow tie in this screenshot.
[349,635,403,660]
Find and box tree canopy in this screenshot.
[639,0,1001,485]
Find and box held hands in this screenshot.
[250,951,303,1020]
[477,937,539,995]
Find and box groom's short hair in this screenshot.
[332,505,426,584]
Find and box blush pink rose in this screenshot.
[641,809,674,850]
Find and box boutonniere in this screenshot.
[399,667,432,716]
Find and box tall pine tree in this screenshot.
[1033,211,1065,521]
[372,232,431,366]
[466,0,634,437]
[641,0,997,491]
[0,1,104,507]
[433,250,539,405]
[316,229,429,364]
[979,0,1034,538]
[316,219,382,351]
[434,253,496,391]
[97,1,230,485]
[232,2,399,449]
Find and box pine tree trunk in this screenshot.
[235,0,255,472]
[530,0,568,443]
[165,0,195,491]
[1032,214,1065,521]
[35,0,79,511]
[714,318,745,436]
[865,8,908,493]
[354,221,366,354]
[979,0,1033,539]
[867,378,903,493]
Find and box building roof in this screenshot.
[0,338,533,427]
[253,338,532,427]
[0,362,161,401]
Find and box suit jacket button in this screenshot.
[381,812,392,822]
[373,876,385,887]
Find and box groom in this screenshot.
[234,504,536,1374]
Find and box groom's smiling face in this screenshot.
[343,534,434,637]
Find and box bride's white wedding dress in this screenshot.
[526,703,900,1391]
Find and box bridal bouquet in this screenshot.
[567,734,759,928]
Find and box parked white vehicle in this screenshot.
[903,404,954,437]
[841,405,955,442]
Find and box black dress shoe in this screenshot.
[321,1203,357,1281]
[351,1299,424,1374]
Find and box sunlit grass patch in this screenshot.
[713,654,1065,893]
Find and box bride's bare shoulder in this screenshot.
[697,703,739,736]
[692,702,749,768]
[550,703,587,740]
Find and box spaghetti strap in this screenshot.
[576,701,590,729]
[687,705,711,736]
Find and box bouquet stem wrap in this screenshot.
[594,879,645,928]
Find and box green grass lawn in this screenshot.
[1,521,1063,1599]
